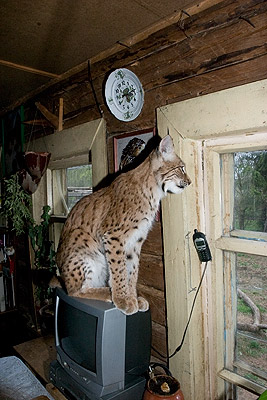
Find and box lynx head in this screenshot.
[154,135,191,195]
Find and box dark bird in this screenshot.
[119,137,146,170]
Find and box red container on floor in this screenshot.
[143,364,185,400]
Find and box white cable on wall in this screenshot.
[56,169,69,215]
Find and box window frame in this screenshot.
[204,134,267,398]
[48,164,93,248]
[31,118,107,252]
[157,78,267,399]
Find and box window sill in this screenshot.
[218,368,266,396]
[215,236,267,256]
[233,360,267,382]
[50,215,67,223]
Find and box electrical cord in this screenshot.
[151,261,209,360]
[169,260,209,358]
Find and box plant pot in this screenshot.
[32,267,55,287]
[18,152,51,194]
[39,303,55,335]
[24,151,51,180]
[143,364,184,400]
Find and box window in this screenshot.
[218,144,267,399]
[47,165,92,248]
[236,254,267,399]
[31,119,107,250]
[158,79,267,400]
[234,151,267,233]
[226,151,267,399]
[66,165,92,210]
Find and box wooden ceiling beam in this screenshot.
[35,98,64,131]
[35,101,59,129]
[0,59,60,78]
[22,119,52,127]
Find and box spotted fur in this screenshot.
[55,135,191,315]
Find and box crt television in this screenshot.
[50,288,151,399]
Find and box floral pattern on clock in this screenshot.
[105,68,144,121]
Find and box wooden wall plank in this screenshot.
[142,221,163,255]
[40,0,266,135]
[137,283,166,326]
[139,253,164,291]
[151,321,168,360]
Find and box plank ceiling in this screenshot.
[0,0,203,114]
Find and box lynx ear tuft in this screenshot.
[159,135,175,157]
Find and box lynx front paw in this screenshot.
[138,296,149,312]
[113,295,139,315]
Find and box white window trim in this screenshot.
[157,79,267,399]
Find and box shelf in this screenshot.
[0,308,17,316]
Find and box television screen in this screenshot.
[51,288,151,400]
[57,299,97,372]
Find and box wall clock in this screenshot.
[105,68,144,121]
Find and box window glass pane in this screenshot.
[236,253,267,389]
[234,150,267,232]
[66,165,92,210]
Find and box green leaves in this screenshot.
[258,390,267,400]
[28,204,56,305]
[0,173,34,235]
[29,205,56,271]
[1,176,56,305]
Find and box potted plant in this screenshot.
[1,174,56,331]
[28,205,57,334]
[0,172,34,236]
[29,205,56,306]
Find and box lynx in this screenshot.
[55,135,191,315]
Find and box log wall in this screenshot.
[19,0,267,361]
